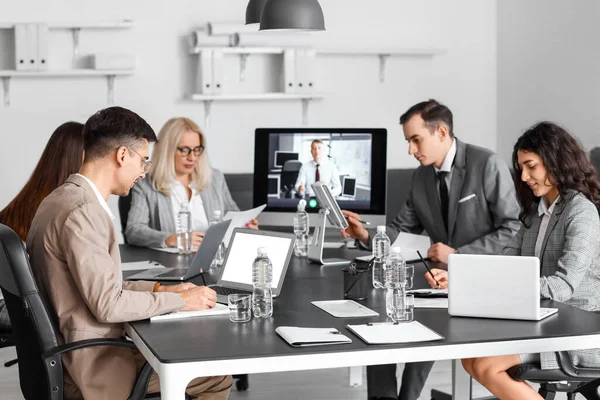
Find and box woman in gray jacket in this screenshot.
[125,117,257,249]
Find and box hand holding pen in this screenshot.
[417,251,449,289]
[340,210,370,243]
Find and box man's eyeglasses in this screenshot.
[128,147,153,173]
[177,146,205,157]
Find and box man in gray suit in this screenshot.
[342,99,521,400]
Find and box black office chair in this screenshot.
[280,160,302,198]
[0,223,162,400]
[119,192,133,244]
[507,351,600,399]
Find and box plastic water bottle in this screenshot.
[372,225,390,288]
[176,203,192,254]
[252,247,273,318]
[293,199,309,257]
[209,210,225,268]
[386,247,407,321]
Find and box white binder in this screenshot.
[14,23,36,71]
[295,49,306,93]
[281,49,296,93]
[36,23,49,71]
[212,50,224,94]
[276,326,352,347]
[196,50,213,94]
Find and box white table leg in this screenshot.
[452,359,472,399]
[159,366,189,400]
[348,366,364,387]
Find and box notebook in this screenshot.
[311,300,379,318]
[275,326,352,347]
[347,321,444,344]
[150,303,229,321]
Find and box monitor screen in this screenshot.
[267,175,280,198]
[254,128,387,216]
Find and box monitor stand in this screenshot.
[308,209,351,266]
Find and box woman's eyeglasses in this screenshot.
[177,146,205,157]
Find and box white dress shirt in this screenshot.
[433,139,457,200]
[534,195,560,258]
[169,181,209,232]
[76,173,115,220]
[294,159,342,197]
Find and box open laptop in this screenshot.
[448,254,558,321]
[127,219,232,281]
[210,228,295,304]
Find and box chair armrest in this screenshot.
[557,351,600,379]
[42,338,136,359]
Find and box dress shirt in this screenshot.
[294,159,342,197]
[76,173,115,220]
[433,139,457,201]
[534,195,560,258]
[169,180,209,233]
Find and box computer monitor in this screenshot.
[253,128,387,226]
[273,151,299,168]
[342,177,357,199]
[267,175,280,198]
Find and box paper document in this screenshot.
[276,326,352,347]
[312,300,379,318]
[355,232,431,262]
[150,303,229,321]
[414,298,448,309]
[121,261,167,271]
[347,321,444,344]
[222,204,267,245]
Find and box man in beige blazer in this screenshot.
[27,107,232,400]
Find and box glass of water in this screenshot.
[405,264,415,289]
[228,294,252,323]
[177,231,192,254]
[401,293,415,322]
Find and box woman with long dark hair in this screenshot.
[456,122,600,399]
[0,121,84,328]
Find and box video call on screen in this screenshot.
[265,132,373,211]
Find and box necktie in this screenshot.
[438,171,449,231]
[315,164,320,182]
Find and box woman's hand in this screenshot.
[164,232,205,249]
[245,219,259,230]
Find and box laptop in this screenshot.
[210,228,295,304]
[127,219,232,281]
[448,254,558,321]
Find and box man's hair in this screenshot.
[82,106,157,162]
[399,99,454,138]
[311,139,324,147]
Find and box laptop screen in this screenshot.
[219,231,293,289]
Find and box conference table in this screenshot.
[122,244,600,400]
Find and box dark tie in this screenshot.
[315,164,320,182]
[438,171,449,231]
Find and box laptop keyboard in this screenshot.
[213,286,252,296]
[156,268,188,278]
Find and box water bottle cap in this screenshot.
[257,247,267,255]
[213,210,222,217]
[391,247,402,255]
[297,199,307,211]
[377,225,386,233]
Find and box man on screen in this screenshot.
[294,139,342,197]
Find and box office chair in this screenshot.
[118,192,133,244]
[507,351,600,400]
[0,223,176,400]
[0,324,18,368]
[280,160,302,198]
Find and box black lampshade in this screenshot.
[259,0,325,31]
[245,0,268,25]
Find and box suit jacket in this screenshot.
[504,190,600,369]
[384,138,521,254]
[125,168,239,248]
[26,174,185,400]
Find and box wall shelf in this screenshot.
[189,93,324,128]
[0,20,135,30]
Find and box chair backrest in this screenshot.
[591,147,600,180]
[385,169,415,224]
[0,224,63,399]
[118,192,133,244]
[224,173,253,210]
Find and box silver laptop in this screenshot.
[448,254,558,321]
[127,219,232,281]
[210,228,295,304]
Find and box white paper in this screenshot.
[414,298,448,309]
[222,204,266,245]
[408,288,448,295]
[121,261,167,272]
[276,326,352,347]
[312,300,379,318]
[355,232,431,262]
[347,321,443,344]
[150,303,229,321]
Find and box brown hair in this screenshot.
[0,122,84,240]
[399,99,454,138]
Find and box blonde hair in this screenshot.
[149,117,212,195]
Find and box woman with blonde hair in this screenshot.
[125,117,256,249]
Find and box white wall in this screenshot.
[0,0,497,237]
[497,0,600,163]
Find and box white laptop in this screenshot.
[448,254,558,321]
[210,228,296,304]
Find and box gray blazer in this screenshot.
[125,168,239,248]
[383,138,521,253]
[504,190,600,369]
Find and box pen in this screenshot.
[367,321,399,326]
[199,268,207,286]
[345,216,371,225]
[417,250,440,288]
